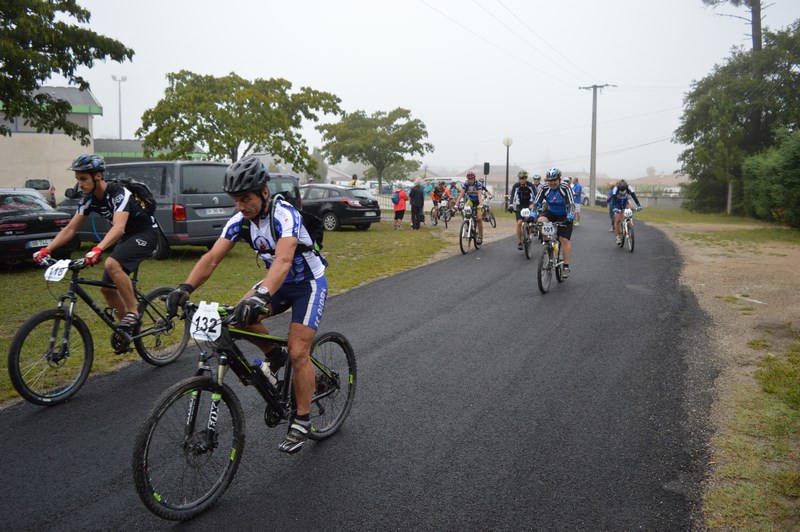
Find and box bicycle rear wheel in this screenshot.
[308,332,357,440]
[627,223,635,252]
[8,309,94,405]
[135,286,190,366]
[459,220,471,254]
[537,244,553,294]
[132,376,245,521]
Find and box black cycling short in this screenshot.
[540,212,573,240]
[101,229,158,282]
[515,207,535,222]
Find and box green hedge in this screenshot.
[742,130,800,228]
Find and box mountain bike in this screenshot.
[132,301,356,521]
[520,208,539,260]
[430,201,452,228]
[459,204,481,254]
[536,221,568,294]
[617,208,636,252]
[8,257,188,406]
[481,203,496,228]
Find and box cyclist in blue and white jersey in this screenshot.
[454,170,488,244]
[532,167,576,278]
[608,179,643,245]
[166,155,325,454]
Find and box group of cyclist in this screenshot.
[36,153,326,455]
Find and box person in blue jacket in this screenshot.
[532,167,576,278]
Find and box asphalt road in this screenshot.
[0,210,716,530]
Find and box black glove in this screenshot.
[166,283,193,317]
[234,291,271,325]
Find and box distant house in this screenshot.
[94,138,208,164]
[0,86,103,199]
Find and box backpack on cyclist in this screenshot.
[111,179,157,216]
[391,191,400,205]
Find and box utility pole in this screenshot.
[579,84,615,202]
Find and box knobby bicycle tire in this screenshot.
[488,211,497,228]
[523,224,531,260]
[135,286,190,366]
[537,244,553,294]
[132,376,245,521]
[443,208,451,228]
[430,207,438,226]
[307,332,357,440]
[459,220,471,254]
[627,223,635,253]
[8,309,94,406]
[555,245,564,283]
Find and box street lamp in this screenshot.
[503,137,513,211]
[112,75,127,139]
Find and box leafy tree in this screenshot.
[674,22,800,212]
[0,0,134,144]
[363,159,421,182]
[701,0,762,52]
[317,108,434,191]
[743,129,800,228]
[137,71,341,172]
[646,166,656,177]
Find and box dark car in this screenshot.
[300,184,381,231]
[268,173,302,210]
[0,188,79,264]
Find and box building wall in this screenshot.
[0,120,95,202]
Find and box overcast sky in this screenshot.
[55,0,799,179]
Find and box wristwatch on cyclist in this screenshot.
[256,286,271,301]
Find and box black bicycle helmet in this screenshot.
[617,179,628,190]
[68,154,105,173]
[223,155,270,193]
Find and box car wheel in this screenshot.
[322,212,340,231]
[354,224,370,231]
[582,197,589,207]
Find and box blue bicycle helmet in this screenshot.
[545,167,562,180]
[68,154,105,173]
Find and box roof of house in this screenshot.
[35,86,102,114]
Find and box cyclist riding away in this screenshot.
[33,154,159,331]
[166,155,327,454]
[608,179,643,245]
[454,170,488,245]
[532,167,576,278]
[430,181,453,219]
[509,170,538,251]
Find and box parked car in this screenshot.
[267,173,302,210]
[300,184,381,231]
[0,188,79,264]
[24,178,56,207]
[595,189,609,206]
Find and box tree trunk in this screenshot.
[750,0,762,52]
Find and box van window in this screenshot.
[105,166,166,196]
[181,165,227,194]
[270,178,300,204]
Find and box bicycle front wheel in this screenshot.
[308,332,357,440]
[627,223,635,253]
[8,309,94,405]
[430,207,438,226]
[555,245,564,283]
[488,211,497,228]
[135,286,190,366]
[459,220,471,254]
[523,224,531,259]
[132,376,245,521]
[537,244,553,294]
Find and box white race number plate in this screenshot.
[44,260,71,282]
[191,301,222,341]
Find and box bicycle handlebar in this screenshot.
[39,256,88,270]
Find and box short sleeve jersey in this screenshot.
[76,182,157,235]
[220,198,325,283]
[462,179,486,201]
[609,186,635,209]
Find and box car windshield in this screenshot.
[350,189,375,201]
[0,193,53,213]
[24,179,50,190]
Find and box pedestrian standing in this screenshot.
[409,178,425,230]
[572,177,583,226]
[393,186,409,230]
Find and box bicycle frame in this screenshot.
[53,264,154,344]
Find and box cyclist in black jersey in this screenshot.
[33,154,159,330]
[509,170,538,251]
